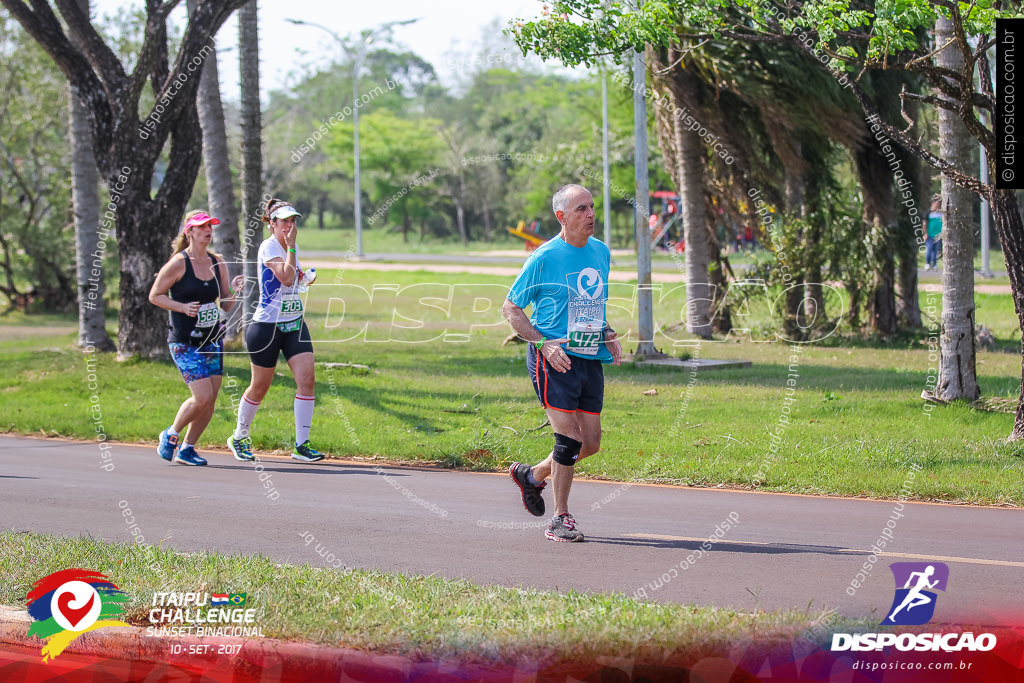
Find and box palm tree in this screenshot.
[190,0,242,337]
[238,0,262,323]
[70,0,113,351]
[933,16,979,401]
[647,44,712,338]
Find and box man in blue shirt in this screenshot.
[502,184,622,542]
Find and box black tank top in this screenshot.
[167,252,223,346]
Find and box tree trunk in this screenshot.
[868,222,897,335]
[650,46,711,338]
[895,150,924,328]
[192,12,242,339]
[70,0,113,351]
[196,42,240,272]
[455,172,468,245]
[784,164,807,339]
[118,105,204,358]
[990,190,1024,439]
[69,11,115,352]
[804,221,824,327]
[238,0,262,327]
[854,141,898,335]
[895,227,923,327]
[482,197,493,240]
[934,16,979,401]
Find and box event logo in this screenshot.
[882,562,949,626]
[146,590,263,637]
[26,569,130,662]
[575,268,604,300]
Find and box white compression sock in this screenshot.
[234,395,260,439]
[294,394,315,445]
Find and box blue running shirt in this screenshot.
[507,236,612,363]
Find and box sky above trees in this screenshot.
[88,0,579,96]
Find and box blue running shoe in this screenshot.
[175,445,207,466]
[158,428,179,461]
[227,435,255,461]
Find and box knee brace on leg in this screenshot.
[552,433,582,466]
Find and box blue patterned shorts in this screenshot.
[168,341,223,384]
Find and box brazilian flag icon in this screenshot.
[228,593,247,606]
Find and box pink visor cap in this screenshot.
[184,213,221,230]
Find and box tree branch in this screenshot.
[53,0,127,90]
[852,86,988,198]
[2,0,116,170]
[900,89,961,113]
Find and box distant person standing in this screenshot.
[926,195,942,271]
[150,211,245,466]
[503,184,622,543]
[228,198,325,463]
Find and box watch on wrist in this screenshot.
[534,338,546,349]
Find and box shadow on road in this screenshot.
[586,535,866,558]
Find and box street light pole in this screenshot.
[602,67,611,248]
[286,17,419,259]
[633,46,657,356]
[353,45,363,258]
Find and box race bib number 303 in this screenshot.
[280,296,303,315]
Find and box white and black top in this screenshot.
[252,237,304,324]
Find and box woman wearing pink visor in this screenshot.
[149,210,246,466]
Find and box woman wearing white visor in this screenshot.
[150,210,245,466]
[228,198,325,463]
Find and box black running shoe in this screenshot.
[509,462,546,517]
[292,441,325,462]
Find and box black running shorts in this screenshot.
[245,320,313,368]
[526,343,604,414]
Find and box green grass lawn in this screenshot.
[293,224,530,254]
[2,269,1022,505]
[0,531,870,663]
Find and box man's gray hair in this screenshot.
[552,184,589,218]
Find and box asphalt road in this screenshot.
[2,435,1021,626]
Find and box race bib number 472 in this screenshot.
[567,329,601,355]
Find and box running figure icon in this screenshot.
[887,565,939,622]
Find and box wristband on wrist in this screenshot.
[534,338,546,349]
[287,248,296,253]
